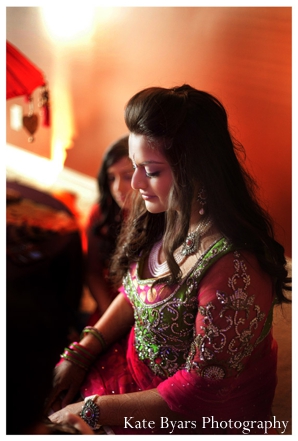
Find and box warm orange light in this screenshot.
[40,6,96,43]
[39,6,96,178]
[38,6,117,181]
[50,77,76,172]
[6,144,59,187]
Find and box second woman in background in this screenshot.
[84,135,133,324]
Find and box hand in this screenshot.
[64,412,95,434]
[49,401,83,426]
[45,359,87,413]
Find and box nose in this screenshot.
[131,168,146,190]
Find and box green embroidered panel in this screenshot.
[124,237,232,378]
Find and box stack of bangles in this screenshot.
[80,326,107,350]
[60,327,107,370]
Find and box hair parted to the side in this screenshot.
[93,135,129,241]
[109,85,291,304]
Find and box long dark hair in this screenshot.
[92,135,129,243]
[110,85,291,304]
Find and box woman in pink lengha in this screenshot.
[47,85,291,435]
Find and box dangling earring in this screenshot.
[197,187,207,215]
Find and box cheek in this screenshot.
[161,177,173,199]
[109,183,117,197]
[123,181,133,193]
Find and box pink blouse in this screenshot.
[82,239,278,434]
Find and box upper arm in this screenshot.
[187,250,274,379]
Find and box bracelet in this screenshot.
[60,342,96,371]
[69,342,97,362]
[80,394,101,430]
[80,327,107,350]
[60,352,89,371]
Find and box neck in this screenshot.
[189,214,210,232]
[189,207,207,228]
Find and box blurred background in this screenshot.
[5,7,293,433]
[6,6,291,256]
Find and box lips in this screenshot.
[140,193,155,200]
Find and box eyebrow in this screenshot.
[141,160,164,165]
[130,156,165,166]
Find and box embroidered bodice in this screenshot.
[123,237,232,377]
[123,236,275,381]
[82,237,278,433]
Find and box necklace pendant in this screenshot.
[181,231,199,256]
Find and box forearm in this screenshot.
[48,294,134,411]
[49,388,182,431]
[95,389,181,427]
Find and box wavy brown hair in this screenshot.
[110,85,291,304]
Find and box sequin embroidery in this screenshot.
[185,250,268,377]
[124,238,232,378]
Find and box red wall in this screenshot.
[6,7,291,256]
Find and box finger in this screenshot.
[61,386,79,408]
[49,410,63,425]
[65,412,94,435]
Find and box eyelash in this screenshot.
[146,171,160,178]
[132,164,160,178]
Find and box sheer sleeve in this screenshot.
[157,250,277,421]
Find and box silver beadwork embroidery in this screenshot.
[186,251,267,376]
[124,238,231,378]
[202,365,226,380]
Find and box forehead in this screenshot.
[129,133,166,163]
[107,156,132,173]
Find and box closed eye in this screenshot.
[145,171,160,178]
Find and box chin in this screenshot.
[144,201,166,214]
